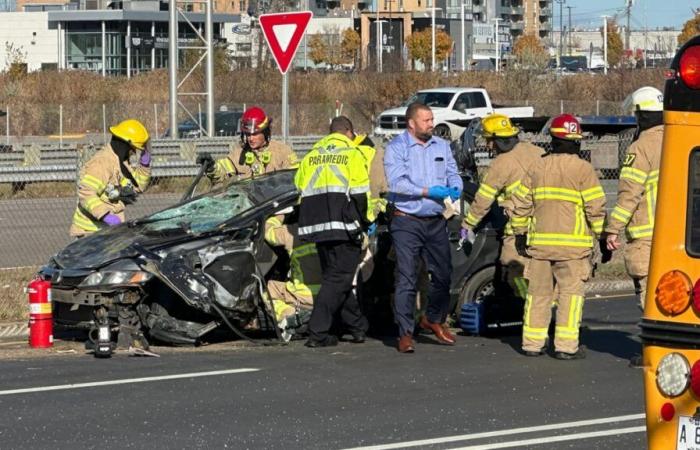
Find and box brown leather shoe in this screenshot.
[398,335,415,353]
[419,316,456,345]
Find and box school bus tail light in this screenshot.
[656,270,692,316]
[657,353,690,397]
[680,45,700,89]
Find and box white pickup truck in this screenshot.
[373,87,535,141]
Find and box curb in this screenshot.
[0,280,636,340]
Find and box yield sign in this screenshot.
[259,11,313,74]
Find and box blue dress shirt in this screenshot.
[384,130,463,217]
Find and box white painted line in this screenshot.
[0,368,260,396]
[446,426,646,450]
[343,413,645,450]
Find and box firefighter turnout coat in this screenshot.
[463,141,544,234]
[209,140,297,183]
[511,153,607,260]
[605,125,663,241]
[70,145,151,237]
[295,133,371,243]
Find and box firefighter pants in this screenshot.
[308,241,368,343]
[522,257,590,354]
[266,280,312,322]
[624,239,651,310]
[391,215,452,337]
[500,235,530,300]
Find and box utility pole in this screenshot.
[461,0,465,71]
[566,5,573,56]
[602,15,608,75]
[493,17,502,73]
[555,0,565,67]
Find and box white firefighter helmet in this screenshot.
[622,86,664,114]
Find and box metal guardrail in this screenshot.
[0,136,323,183]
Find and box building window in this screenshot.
[239,0,245,10]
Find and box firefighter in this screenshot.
[197,106,297,182]
[604,86,664,310]
[460,114,544,300]
[511,114,606,360]
[295,116,372,348]
[264,212,321,341]
[70,119,151,238]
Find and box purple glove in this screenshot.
[460,228,476,244]
[139,150,151,167]
[102,213,122,226]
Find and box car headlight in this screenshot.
[656,352,690,397]
[79,271,152,287]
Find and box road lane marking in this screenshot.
[445,426,646,450]
[0,368,260,396]
[343,413,645,450]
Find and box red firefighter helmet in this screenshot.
[240,107,270,135]
[549,114,583,141]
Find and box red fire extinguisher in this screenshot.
[27,277,53,348]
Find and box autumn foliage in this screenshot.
[678,10,700,46]
[405,28,453,69]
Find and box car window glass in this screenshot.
[468,93,487,108]
[402,92,453,108]
[144,186,254,234]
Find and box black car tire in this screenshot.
[454,265,496,316]
[434,125,451,141]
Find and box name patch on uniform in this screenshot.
[307,154,349,166]
[623,153,636,167]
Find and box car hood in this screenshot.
[53,225,199,270]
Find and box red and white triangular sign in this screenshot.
[259,11,313,74]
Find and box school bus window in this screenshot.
[687,148,700,256]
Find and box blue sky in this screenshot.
[563,0,696,29]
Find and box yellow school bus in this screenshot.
[642,35,700,449]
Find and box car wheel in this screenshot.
[454,266,496,315]
[434,125,451,141]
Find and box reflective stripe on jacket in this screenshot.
[295,133,371,243]
[264,218,321,299]
[209,140,297,183]
[463,141,544,234]
[511,153,607,261]
[70,145,151,237]
[604,125,663,241]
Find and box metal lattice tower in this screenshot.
[168,0,215,139]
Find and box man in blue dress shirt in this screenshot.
[384,102,463,353]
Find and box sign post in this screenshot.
[259,11,313,144]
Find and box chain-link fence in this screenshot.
[0,109,638,269]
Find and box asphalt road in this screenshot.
[0,294,646,449]
[0,194,177,268]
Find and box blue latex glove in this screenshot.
[103,213,122,226]
[139,150,151,167]
[460,228,476,244]
[427,185,450,200]
[449,186,461,201]
[367,223,377,237]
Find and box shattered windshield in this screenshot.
[144,187,253,233]
[141,170,297,234]
[402,92,453,108]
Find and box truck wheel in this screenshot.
[434,125,451,141]
[454,266,496,315]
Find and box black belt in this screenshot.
[393,210,442,220]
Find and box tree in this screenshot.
[678,9,700,46]
[512,34,548,68]
[340,28,361,67]
[4,42,27,80]
[308,34,328,66]
[405,28,453,69]
[600,18,623,68]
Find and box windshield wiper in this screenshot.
[128,214,187,227]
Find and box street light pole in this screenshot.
[431,0,436,71]
[461,0,465,71]
[555,0,564,67]
[493,18,501,73]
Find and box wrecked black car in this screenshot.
[40,165,515,348]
